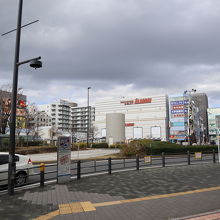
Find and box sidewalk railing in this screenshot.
[0,150,218,190]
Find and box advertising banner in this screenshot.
[169,95,188,141]
[57,136,71,184]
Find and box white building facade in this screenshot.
[38,99,77,133]
[95,95,169,141]
[38,100,96,142]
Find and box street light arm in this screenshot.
[17,56,41,66]
[1,20,39,36]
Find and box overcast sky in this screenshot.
[1,0,220,107]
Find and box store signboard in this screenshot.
[57,136,71,184]
[125,123,135,127]
[120,98,152,105]
[169,95,188,141]
[144,156,152,164]
[171,122,185,127]
[195,152,202,160]
[169,135,186,140]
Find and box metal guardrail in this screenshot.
[0,150,218,191]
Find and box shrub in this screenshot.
[109,144,124,148]
[72,142,87,150]
[120,139,218,156]
[0,137,10,151]
[91,142,109,148]
[120,144,137,157]
[15,146,57,155]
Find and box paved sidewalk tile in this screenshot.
[1,163,220,219]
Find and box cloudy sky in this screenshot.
[1,0,220,107]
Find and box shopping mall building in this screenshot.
[95,95,169,141]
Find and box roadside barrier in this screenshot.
[0,150,219,191]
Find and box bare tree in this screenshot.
[50,125,58,146]
[90,125,99,143]
[0,86,25,135]
[24,103,39,146]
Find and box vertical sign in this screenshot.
[57,136,71,184]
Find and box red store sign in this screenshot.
[121,98,152,105]
[125,123,134,127]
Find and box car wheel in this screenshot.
[15,172,27,185]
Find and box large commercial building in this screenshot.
[207,108,220,144]
[95,95,169,141]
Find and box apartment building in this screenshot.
[72,106,95,133]
[38,100,95,142]
[38,99,77,132]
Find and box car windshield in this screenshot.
[0,155,19,165]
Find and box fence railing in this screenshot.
[0,150,218,191]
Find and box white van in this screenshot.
[0,152,34,186]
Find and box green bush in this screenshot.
[0,137,10,151]
[109,144,124,148]
[120,144,137,157]
[16,146,57,155]
[72,142,87,150]
[120,139,218,156]
[91,142,109,148]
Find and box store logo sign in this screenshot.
[121,98,152,105]
[125,123,134,127]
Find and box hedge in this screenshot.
[15,146,57,155]
[91,142,109,148]
[120,139,218,156]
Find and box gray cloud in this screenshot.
[1,0,220,106]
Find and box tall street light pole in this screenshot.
[7,0,42,195]
[8,0,23,196]
[87,87,91,148]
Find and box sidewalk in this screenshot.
[28,149,120,163]
[1,163,220,219]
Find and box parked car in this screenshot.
[0,152,34,186]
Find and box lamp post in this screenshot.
[8,0,42,195]
[183,89,196,145]
[87,87,91,148]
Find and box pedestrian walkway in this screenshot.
[1,163,220,219]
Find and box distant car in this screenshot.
[0,152,34,186]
